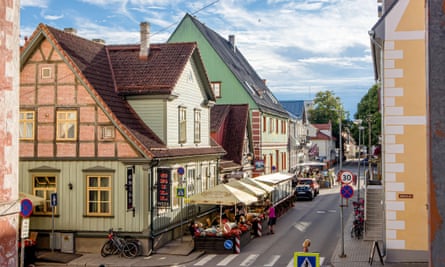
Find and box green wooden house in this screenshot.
[168,14,290,176]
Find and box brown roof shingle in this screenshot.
[25,24,225,159]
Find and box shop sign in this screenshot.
[126,167,134,210]
[157,168,171,207]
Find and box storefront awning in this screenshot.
[187,183,258,206]
[254,172,295,185]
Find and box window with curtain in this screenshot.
[20,110,35,140]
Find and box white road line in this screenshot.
[216,254,238,266]
[264,255,280,266]
[193,254,217,266]
[240,254,259,266]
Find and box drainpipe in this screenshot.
[149,159,160,254]
[368,29,386,255]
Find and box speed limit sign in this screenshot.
[340,171,354,184]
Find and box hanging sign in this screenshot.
[157,168,171,207]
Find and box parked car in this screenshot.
[294,178,320,200]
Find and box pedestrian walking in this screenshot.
[266,201,276,234]
[302,239,311,252]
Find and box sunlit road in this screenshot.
[184,185,356,266]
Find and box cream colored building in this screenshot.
[370,0,428,262]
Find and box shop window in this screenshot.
[33,175,57,215]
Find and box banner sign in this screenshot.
[157,168,171,207]
[126,167,134,210]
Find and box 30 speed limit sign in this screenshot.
[340,170,354,184]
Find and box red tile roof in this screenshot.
[22,24,225,159]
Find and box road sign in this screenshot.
[294,252,320,267]
[21,218,30,239]
[177,167,185,175]
[340,184,354,199]
[50,192,57,207]
[20,198,33,217]
[177,187,185,198]
[224,239,233,250]
[340,170,354,184]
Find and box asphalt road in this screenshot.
[183,186,352,267]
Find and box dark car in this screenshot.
[294,178,320,200]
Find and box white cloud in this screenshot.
[21,0,48,8]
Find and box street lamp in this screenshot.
[354,119,364,202]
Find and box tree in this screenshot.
[308,90,346,150]
[352,84,381,151]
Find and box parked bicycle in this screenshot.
[351,199,365,239]
[101,228,140,258]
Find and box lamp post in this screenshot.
[339,111,343,171]
[353,119,364,202]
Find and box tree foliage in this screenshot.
[351,84,381,148]
[308,90,346,148]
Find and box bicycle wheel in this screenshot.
[123,242,138,258]
[101,240,115,257]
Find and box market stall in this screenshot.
[254,172,295,217]
[187,183,259,253]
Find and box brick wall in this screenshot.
[0,1,20,266]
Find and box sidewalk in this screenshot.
[35,193,429,266]
[330,210,428,267]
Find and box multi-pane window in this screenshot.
[263,116,267,132]
[56,110,77,140]
[194,109,201,143]
[179,107,187,143]
[187,169,195,197]
[211,82,221,98]
[20,111,35,140]
[86,175,112,216]
[172,171,180,209]
[33,175,57,215]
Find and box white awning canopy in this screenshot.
[254,172,295,185]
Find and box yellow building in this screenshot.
[370,0,428,262]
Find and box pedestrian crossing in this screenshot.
[192,253,326,267]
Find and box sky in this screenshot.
[19,0,379,116]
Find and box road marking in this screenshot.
[294,221,311,232]
[193,254,216,266]
[264,255,280,266]
[316,210,326,214]
[240,254,259,266]
[328,209,337,213]
[216,254,238,266]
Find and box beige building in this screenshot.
[370,0,428,262]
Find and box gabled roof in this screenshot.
[211,104,249,164]
[280,100,305,120]
[21,24,225,159]
[175,14,289,118]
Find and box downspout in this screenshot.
[369,29,386,256]
[149,158,160,254]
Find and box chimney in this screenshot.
[64,28,77,35]
[92,39,105,45]
[140,22,150,60]
[228,34,236,52]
